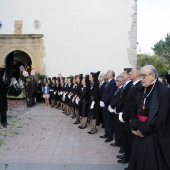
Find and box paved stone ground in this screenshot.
[0,100,127,170]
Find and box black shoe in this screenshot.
[116,154,125,159]
[89,131,95,134]
[124,168,128,170]
[78,125,82,128]
[110,142,120,147]
[73,120,80,124]
[80,124,87,129]
[117,158,129,164]
[72,115,76,119]
[119,147,125,155]
[105,139,113,142]
[100,135,107,139]
[89,130,97,134]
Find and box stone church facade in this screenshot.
[0,0,137,77]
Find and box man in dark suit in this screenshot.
[98,73,107,127]
[100,70,117,142]
[26,76,34,107]
[108,75,124,147]
[117,66,142,167]
[114,68,132,164]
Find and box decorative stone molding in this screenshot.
[14,20,23,34]
[0,34,45,75]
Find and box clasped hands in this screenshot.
[131,130,145,138]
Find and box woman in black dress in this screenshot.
[78,75,90,129]
[49,78,56,107]
[59,77,65,110]
[69,76,77,119]
[65,77,73,115]
[88,71,100,134]
[73,74,83,124]
[54,78,60,108]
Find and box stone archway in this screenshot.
[0,34,46,77]
[5,50,32,80]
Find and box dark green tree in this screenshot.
[137,54,169,76]
[152,33,170,62]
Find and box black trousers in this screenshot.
[118,121,132,161]
[113,114,121,145]
[0,110,7,125]
[103,109,114,140]
[27,94,33,107]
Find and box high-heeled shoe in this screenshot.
[88,128,97,134]
[72,115,76,119]
[78,125,82,128]
[87,129,92,134]
[73,120,80,124]
[80,124,87,129]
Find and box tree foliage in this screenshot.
[137,54,169,77]
[35,72,46,81]
[152,33,170,62]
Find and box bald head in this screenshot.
[106,70,115,80]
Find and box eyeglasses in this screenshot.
[139,73,153,79]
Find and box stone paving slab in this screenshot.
[0,100,127,170]
[0,163,124,170]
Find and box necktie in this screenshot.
[105,82,109,88]
[114,88,120,95]
[123,83,127,89]
[131,84,135,89]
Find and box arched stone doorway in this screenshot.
[5,50,32,80]
[0,34,46,79]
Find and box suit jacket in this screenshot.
[122,81,142,121]
[99,82,106,100]
[110,86,123,109]
[101,78,117,107]
[42,86,50,94]
[116,80,133,113]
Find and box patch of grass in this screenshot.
[12,131,19,135]
[0,140,4,146]
[17,126,23,128]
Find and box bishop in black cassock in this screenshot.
[129,65,170,170]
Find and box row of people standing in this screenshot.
[41,72,102,134]
[26,65,170,170]
[99,65,170,170]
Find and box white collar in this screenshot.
[125,80,132,85]
[133,80,140,85]
[119,85,123,88]
[108,78,113,83]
